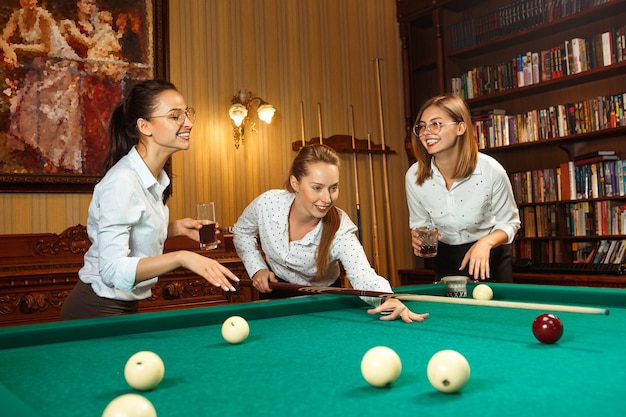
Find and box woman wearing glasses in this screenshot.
[61,80,239,320]
[405,95,520,282]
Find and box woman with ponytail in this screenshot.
[233,144,428,323]
[61,80,239,320]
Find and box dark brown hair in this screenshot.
[105,79,177,202]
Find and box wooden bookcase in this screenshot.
[396,0,626,283]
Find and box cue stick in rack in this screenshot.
[238,281,609,316]
[367,133,381,272]
[317,102,324,144]
[373,57,397,284]
[299,102,306,147]
[349,104,362,243]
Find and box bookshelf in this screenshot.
[396,0,626,282]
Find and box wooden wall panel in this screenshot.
[0,0,418,284]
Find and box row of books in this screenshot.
[511,152,626,204]
[472,92,625,149]
[450,0,613,51]
[560,153,626,201]
[565,200,626,237]
[510,169,559,204]
[450,26,625,99]
[516,237,626,266]
[572,239,626,265]
[515,239,564,263]
[518,204,559,238]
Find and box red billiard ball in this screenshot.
[532,313,563,344]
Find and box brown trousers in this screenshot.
[60,279,139,320]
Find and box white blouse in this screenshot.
[405,152,520,246]
[233,189,393,304]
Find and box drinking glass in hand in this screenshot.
[196,202,218,250]
[414,226,438,258]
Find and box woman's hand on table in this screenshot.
[367,298,429,323]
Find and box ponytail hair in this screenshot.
[286,144,341,279]
[104,80,177,202]
[105,79,177,172]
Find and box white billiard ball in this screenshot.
[427,349,471,393]
[472,283,493,300]
[102,393,156,417]
[360,346,402,388]
[124,351,165,391]
[221,315,250,344]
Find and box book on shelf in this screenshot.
[452,23,626,100]
[573,154,619,166]
[603,240,619,264]
[448,0,619,52]
[474,91,625,150]
[593,240,611,264]
[611,241,623,264]
[575,150,616,160]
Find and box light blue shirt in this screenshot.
[79,147,170,300]
[232,189,392,303]
[405,153,520,245]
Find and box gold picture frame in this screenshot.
[0,0,168,192]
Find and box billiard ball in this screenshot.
[102,393,156,417]
[532,313,563,344]
[472,283,493,300]
[360,346,402,388]
[124,351,165,391]
[427,349,471,393]
[221,315,250,344]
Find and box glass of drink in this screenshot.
[414,226,438,258]
[196,202,218,250]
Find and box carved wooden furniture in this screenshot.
[0,225,256,327]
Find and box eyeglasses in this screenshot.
[149,108,196,125]
[413,121,458,136]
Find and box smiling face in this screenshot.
[417,105,466,158]
[290,161,339,220]
[139,89,193,155]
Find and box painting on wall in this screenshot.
[0,0,167,192]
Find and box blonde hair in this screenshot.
[285,144,341,279]
[410,95,478,185]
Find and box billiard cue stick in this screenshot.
[300,101,306,147]
[367,133,381,272]
[349,104,362,242]
[238,281,609,316]
[317,102,324,144]
[373,57,397,284]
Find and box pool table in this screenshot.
[1,283,625,417]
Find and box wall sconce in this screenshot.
[228,89,276,149]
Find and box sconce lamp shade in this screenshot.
[229,88,276,148]
[257,103,276,124]
[229,103,248,127]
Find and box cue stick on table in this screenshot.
[238,281,610,316]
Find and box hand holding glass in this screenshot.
[196,202,218,250]
[414,226,438,258]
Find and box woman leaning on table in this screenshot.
[405,94,521,282]
[60,80,239,320]
[233,143,429,323]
